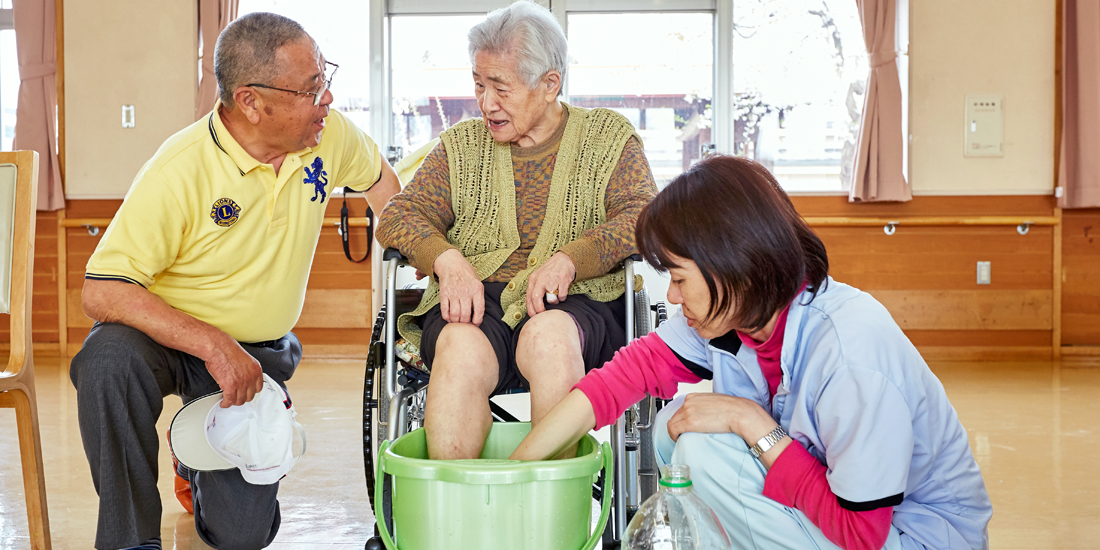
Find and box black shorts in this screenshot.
[418,282,627,395]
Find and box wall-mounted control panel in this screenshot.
[965,95,1003,157]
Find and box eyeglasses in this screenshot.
[247,61,338,107]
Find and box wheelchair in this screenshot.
[363,248,668,549]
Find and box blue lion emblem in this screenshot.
[304,157,328,203]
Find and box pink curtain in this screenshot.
[12,0,63,211]
[1059,0,1100,208]
[850,0,910,203]
[196,0,239,119]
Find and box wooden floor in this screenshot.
[0,356,1097,549]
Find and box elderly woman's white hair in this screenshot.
[467,1,567,96]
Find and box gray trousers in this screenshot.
[70,322,301,550]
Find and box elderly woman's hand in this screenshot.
[434,249,485,325]
[526,252,577,317]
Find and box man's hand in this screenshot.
[82,278,265,407]
[205,340,265,407]
[434,248,485,325]
[526,252,577,317]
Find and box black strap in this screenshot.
[341,186,372,263]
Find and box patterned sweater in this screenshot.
[377,107,656,283]
[377,104,657,346]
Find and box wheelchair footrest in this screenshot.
[397,363,430,391]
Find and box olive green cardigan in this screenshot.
[398,103,640,348]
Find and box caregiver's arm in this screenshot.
[510,390,596,461]
[763,445,894,550]
[761,366,912,550]
[665,389,894,550]
[510,332,703,460]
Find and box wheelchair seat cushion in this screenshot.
[395,338,426,372]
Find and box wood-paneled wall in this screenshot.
[9,196,375,357]
[793,195,1058,360]
[3,194,1096,360]
[1062,209,1100,347]
[0,211,60,346]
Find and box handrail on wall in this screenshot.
[802,216,1059,236]
[60,217,369,236]
[63,216,1057,228]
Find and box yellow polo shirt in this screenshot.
[86,107,382,343]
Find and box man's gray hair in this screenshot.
[215,12,309,109]
[468,1,567,96]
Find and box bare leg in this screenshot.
[515,310,586,458]
[424,323,499,459]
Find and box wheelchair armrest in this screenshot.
[383,247,409,263]
[619,253,644,269]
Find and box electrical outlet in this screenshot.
[976,261,991,285]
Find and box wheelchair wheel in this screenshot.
[363,305,387,534]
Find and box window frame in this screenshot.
[369,0,908,196]
[0,8,14,152]
[369,0,731,163]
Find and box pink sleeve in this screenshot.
[573,332,703,429]
[763,442,894,550]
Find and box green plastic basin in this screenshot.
[375,422,612,550]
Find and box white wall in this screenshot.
[909,0,1055,195]
[64,0,196,199]
[60,0,1057,198]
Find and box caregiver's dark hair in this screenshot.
[636,155,829,332]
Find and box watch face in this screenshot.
[752,426,786,459]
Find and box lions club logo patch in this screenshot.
[210,198,241,227]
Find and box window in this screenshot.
[0,3,16,151]
[567,12,713,189]
[731,0,867,192]
[235,0,876,192]
[389,15,483,155]
[237,0,371,130]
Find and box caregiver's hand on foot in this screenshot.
[667,392,791,468]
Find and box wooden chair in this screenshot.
[0,150,51,550]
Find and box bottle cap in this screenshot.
[659,464,693,488]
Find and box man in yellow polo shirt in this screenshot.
[69,13,399,550]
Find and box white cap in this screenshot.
[169,373,306,485]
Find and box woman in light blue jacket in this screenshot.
[512,155,992,550]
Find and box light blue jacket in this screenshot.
[655,278,993,550]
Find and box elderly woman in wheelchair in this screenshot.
[374,1,656,461]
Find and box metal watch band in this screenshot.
[750,425,788,459]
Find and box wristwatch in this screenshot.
[749,425,788,459]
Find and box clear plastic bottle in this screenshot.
[623,464,732,550]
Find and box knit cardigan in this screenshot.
[397,103,640,348]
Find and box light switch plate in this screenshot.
[122,105,135,128]
[965,95,1003,157]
